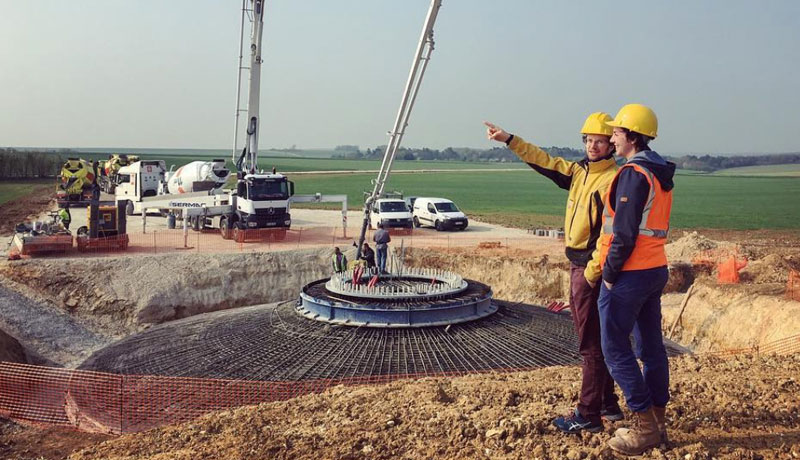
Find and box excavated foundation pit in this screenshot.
[5,250,691,433]
[70,293,686,433]
[80,265,684,380]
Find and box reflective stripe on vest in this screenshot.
[332,254,345,271]
[598,162,672,272]
[601,166,668,239]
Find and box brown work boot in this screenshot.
[615,405,668,445]
[653,405,668,445]
[607,408,661,456]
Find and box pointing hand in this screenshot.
[484,121,511,144]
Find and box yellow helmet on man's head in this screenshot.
[606,103,658,138]
[580,112,614,137]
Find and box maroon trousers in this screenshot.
[569,263,619,422]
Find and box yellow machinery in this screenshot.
[98,154,139,194]
[57,158,97,207]
[75,201,129,251]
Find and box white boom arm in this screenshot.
[356,0,443,258]
[233,0,266,175]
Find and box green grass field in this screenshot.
[5,154,797,230]
[291,170,800,230]
[0,179,53,206]
[711,164,800,177]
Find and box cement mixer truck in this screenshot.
[56,158,98,207]
[165,159,231,194]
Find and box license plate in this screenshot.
[265,222,277,227]
[455,222,464,226]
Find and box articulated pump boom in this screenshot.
[233,0,265,177]
[356,0,443,259]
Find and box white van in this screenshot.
[412,197,468,231]
[369,198,414,230]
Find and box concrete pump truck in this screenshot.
[117,0,295,241]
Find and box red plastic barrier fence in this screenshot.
[7,227,559,259]
[788,270,800,301]
[2,333,799,434]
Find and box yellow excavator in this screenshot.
[56,158,98,207]
[98,154,139,194]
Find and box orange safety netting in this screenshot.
[7,227,551,259]
[2,334,799,434]
[717,255,748,284]
[0,362,527,434]
[788,270,800,301]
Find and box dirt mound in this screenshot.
[0,417,110,460]
[0,247,338,336]
[662,281,800,351]
[404,247,570,304]
[666,231,729,261]
[740,253,799,284]
[69,354,800,460]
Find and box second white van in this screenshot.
[412,197,469,231]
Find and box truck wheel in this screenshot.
[191,216,201,231]
[233,226,244,243]
[220,217,231,240]
[434,220,442,231]
[126,201,134,216]
[413,216,420,228]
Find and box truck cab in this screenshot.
[232,173,294,230]
[115,160,167,214]
[369,198,413,230]
[412,197,468,231]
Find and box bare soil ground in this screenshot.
[0,418,110,460]
[0,184,54,236]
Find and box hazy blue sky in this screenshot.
[1,1,798,154]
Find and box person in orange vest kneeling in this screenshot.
[593,104,674,456]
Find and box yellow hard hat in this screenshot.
[606,104,658,138]
[580,112,613,137]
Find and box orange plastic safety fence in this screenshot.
[2,333,799,434]
[717,255,748,284]
[9,227,553,259]
[0,362,515,434]
[787,270,800,301]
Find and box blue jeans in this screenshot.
[376,246,388,273]
[598,266,669,413]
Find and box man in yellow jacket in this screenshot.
[485,114,621,433]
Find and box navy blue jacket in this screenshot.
[602,151,676,284]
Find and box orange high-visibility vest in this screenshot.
[598,163,672,271]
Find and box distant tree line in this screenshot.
[0,149,75,179]
[333,145,800,172]
[333,145,585,163]
[666,153,800,172]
